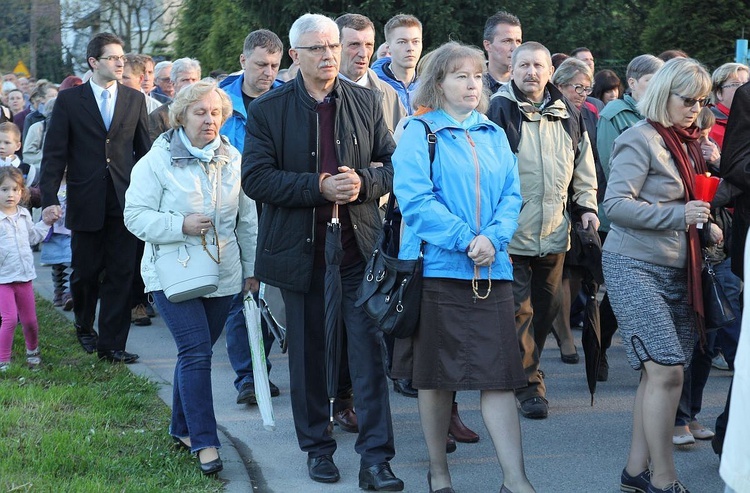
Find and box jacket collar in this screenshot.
[500,80,569,118]
[293,71,341,109]
[0,206,31,221]
[156,128,232,168]
[415,109,494,133]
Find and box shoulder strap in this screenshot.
[415,119,436,164]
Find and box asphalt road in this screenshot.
[34,255,731,493]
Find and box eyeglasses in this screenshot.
[294,43,342,55]
[567,84,593,96]
[672,93,709,108]
[98,55,126,62]
[157,77,173,83]
[720,82,745,90]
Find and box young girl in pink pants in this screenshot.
[0,166,58,371]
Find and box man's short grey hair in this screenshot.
[511,41,551,69]
[638,57,711,127]
[243,29,283,56]
[551,58,592,87]
[154,61,172,79]
[626,55,664,82]
[482,11,521,43]
[289,13,339,49]
[171,58,202,83]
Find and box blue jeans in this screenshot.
[224,292,274,391]
[712,258,742,365]
[152,291,233,452]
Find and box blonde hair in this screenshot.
[696,106,716,130]
[711,62,750,103]
[169,78,232,129]
[411,42,489,114]
[637,58,711,127]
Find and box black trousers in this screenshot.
[282,260,394,466]
[70,210,137,352]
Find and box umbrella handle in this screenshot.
[329,398,335,423]
[332,203,340,223]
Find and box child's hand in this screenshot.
[41,205,62,225]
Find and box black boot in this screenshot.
[51,264,68,306]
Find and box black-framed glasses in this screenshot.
[98,55,126,62]
[294,43,342,55]
[672,93,709,108]
[567,83,593,96]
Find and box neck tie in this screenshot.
[101,89,111,130]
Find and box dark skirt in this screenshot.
[392,278,526,391]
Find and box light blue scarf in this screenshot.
[177,127,221,162]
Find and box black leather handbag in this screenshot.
[355,193,424,338]
[702,253,736,331]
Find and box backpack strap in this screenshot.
[415,118,437,164]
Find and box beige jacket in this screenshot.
[362,68,407,134]
[602,120,689,268]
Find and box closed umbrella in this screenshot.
[243,293,276,430]
[259,282,287,353]
[324,204,344,424]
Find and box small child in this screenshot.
[41,171,73,310]
[0,167,58,371]
[0,122,37,188]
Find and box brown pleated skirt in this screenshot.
[392,277,526,391]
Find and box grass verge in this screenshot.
[0,296,224,493]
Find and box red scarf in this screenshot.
[649,120,707,335]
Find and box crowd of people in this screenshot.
[1,8,749,493]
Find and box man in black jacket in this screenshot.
[242,13,402,491]
[40,33,150,362]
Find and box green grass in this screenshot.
[0,296,224,493]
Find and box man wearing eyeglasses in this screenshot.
[487,41,598,421]
[150,60,173,104]
[243,13,402,491]
[39,32,150,364]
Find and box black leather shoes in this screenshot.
[236,381,256,404]
[359,462,404,491]
[97,350,139,364]
[199,457,223,476]
[75,325,98,354]
[333,407,358,433]
[307,454,340,483]
[392,379,418,398]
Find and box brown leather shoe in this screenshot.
[333,407,358,433]
[448,402,479,443]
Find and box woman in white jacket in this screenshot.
[124,79,257,476]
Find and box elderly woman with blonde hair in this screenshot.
[124,79,257,476]
[602,58,713,493]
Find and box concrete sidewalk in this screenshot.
[34,253,731,492]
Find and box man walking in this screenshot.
[219,29,284,406]
[40,33,150,363]
[487,41,599,419]
[243,13,403,491]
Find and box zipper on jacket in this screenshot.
[312,112,320,246]
[465,131,481,233]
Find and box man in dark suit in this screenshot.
[40,32,150,363]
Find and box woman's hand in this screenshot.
[182,213,214,236]
[700,138,721,164]
[684,200,711,226]
[468,235,495,267]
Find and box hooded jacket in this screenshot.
[487,81,598,257]
[393,109,521,281]
[219,73,284,152]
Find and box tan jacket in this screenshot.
[493,86,598,256]
[602,120,689,268]
[362,68,407,135]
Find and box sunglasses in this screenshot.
[672,93,709,108]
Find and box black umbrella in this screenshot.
[568,221,604,405]
[580,275,601,405]
[324,204,344,423]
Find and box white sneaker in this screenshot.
[0,362,9,372]
[26,349,41,370]
[712,353,730,371]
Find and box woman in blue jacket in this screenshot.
[391,42,534,493]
